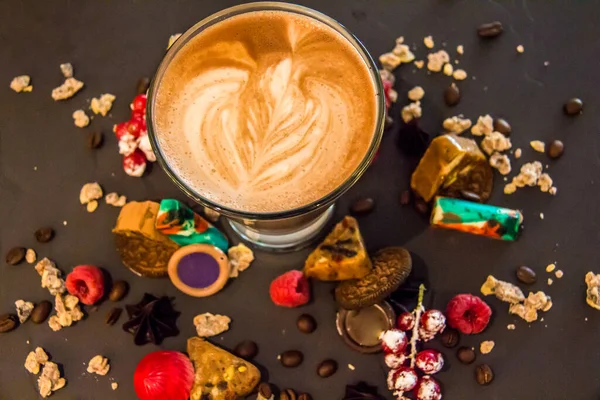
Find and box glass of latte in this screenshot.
[147,2,385,250]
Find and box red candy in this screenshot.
[134,351,194,400]
[123,150,147,177]
[397,311,416,331]
[415,349,444,375]
[387,366,418,393]
[269,270,310,308]
[65,265,104,305]
[415,376,442,400]
[419,309,446,341]
[131,94,147,113]
[446,294,492,335]
[380,329,408,354]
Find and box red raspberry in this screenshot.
[415,376,442,400]
[387,366,418,392]
[446,294,492,334]
[380,329,408,354]
[269,270,310,308]
[415,349,444,375]
[65,265,105,305]
[397,312,415,331]
[131,94,147,113]
[123,150,147,177]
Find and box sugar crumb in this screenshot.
[517,45,525,53]
[456,45,464,55]
[547,278,553,286]
[546,263,556,273]
[555,270,564,279]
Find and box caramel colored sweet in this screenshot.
[188,337,260,400]
[304,216,371,281]
[112,201,180,277]
[411,134,493,202]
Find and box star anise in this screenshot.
[122,293,180,345]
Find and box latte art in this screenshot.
[154,11,379,213]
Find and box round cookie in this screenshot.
[168,244,230,297]
[335,247,412,310]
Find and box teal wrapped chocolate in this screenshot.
[431,197,523,241]
[155,199,229,252]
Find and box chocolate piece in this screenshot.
[188,337,260,400]
[30,301,52,324]
[317,359,338,378]
[6,247,26,265]
[155,199,228,252]
[350,198,375,215]
[297,314,317,334]
[516,266,537,285]
[411,134,493,203]
[457,347,476,364]
[113,201,180,277]
[168,244,230,297]
[343,382,386,400]
[431,197,523,241]
[108,280,129,302]
[122,293,180,345]
[335,247,412,310]
[34,227,54,243]
[336,301,396,354]
[475,364,494,385]
[234,341,258,360]
[280,350,303,368]
[304,216,371,281]
[105,307,123,326]
[477,21,503,38]
[564,98,583,115]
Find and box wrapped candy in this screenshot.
[155,199,228,253]
[431,197,523,241]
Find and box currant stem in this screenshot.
[409,284,426,368]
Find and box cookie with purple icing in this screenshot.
[168,244,230,297]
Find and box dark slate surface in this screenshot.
[1,1,600,399]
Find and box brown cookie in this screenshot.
[335,247,412,310]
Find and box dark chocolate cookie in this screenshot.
[335,247,412,310]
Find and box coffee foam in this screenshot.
[154,11,379,213]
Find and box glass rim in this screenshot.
[146,1,385,221]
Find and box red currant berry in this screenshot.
[131,94,147,113]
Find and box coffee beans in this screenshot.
[297,314,317,334]
[234,340,258,360]
[457,347,476,364]
[6,247,26,265]
[105,307,123,326]
[493,118,512,136]
[460,190,482,203]
[87,131,104,149]
[516,266,537,285]
[31,301,52,324]
[136,77,151,95]
[0,314,18,333]
[444,83,461,107]
[109,280,129,302]
[34,227,54,243]
[258,383,272,398]
[400,190,411,206]
[298,394,313,400]
[475,364,494,385]
[281,389,297,400]
[477,21,503,38]
[317,359,338,378]
[414,198,430,215]
[547,140,564,159]
[280,350,304,368]
[439,328,460,348]
[350,198,375,215]
[564,98,583,116]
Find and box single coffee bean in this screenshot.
[457,346,476,364]
[547,140,564,159]
[399,190,411,206]
[234,340,258,360]
[6,247,26,265]
[34,227,54,243]
[350,198,375,215]
[258,383,272,398]
[281,389,297,400]
[414,198,430,215]
[460,190,482,203]
[109,280,129,302]
[475,364,494,385]
[0,314,18,333]
[439,328,460,348]
[297,314,317,334]
[564,98,583,116]
[31,301,52,324]
[87,131,104,149]
[105,307,123,326]
[280,350,304,368]
[317,359,338,378]
[298,394,313,400]
[493,118,512,136]
[136,77,151,95]
[443,83,461,107]
[516,266,537,285]
[477,21,503,38]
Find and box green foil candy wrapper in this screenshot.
[431,197,522,241]
[155,199,229,252]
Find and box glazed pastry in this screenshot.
[304,216,371,281]
[411,134,493,202]
[187,337,260,400]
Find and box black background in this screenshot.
[1,1,600,399]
